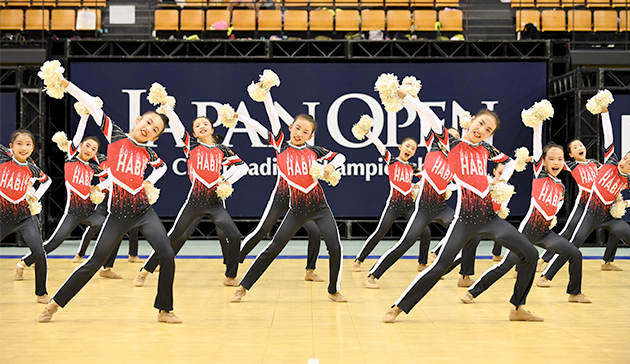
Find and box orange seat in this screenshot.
[562,0,586,6]
[309,9,334,31]
[515,9,539,31]
[31,1,57,6]
[511,0,535,7]
[284,0,309,7]
[361,0,383,7]
[438,9,462,31]
[620,10,628,30]
[537,0,561,7]
[411,0,435,7]
[387,10,412,31]
[310,0,333,6]
[25,8,49,30]
[232,9,256,30]
[0,9,24,30]
[361,9,385,30]
[180,9,205,31]
[6,0,33,6]
[51,8,75,30]
[436,0,460,7]
[154,9,179,31]
[335,9,360,31]
[567,10,591,31]
[56,0,82,6]
[258,9,282,31]
[206,9,230,30]
[612,0,628,7]
[593,10,617,30]
[587,0,611,6]
[335,0,360,6]
[385,0,409,6]
[541,9,565,31]
[283,9,308,31]
[413,10,436,31]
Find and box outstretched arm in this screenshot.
[63,80,104,127]
[366,131,387,158]
[601,108,614,154]
[399,91,443,135]
[237,114,270,139]
[161,102,185,141]
[263,92,281,137]
[532,123,543,177]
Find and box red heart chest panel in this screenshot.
[570,162,598,192]
[531,177,564,219]
[188,145,224,187]
[107,139,149,193]
[65,160,94,199]
[594,164,628,204]
[277,146,318,193]
[388,161,415,194]
[423,150,453,192]
[0,161,32,203]
[448,142,490,196]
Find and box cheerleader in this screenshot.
[461,120,590,305]
[229,90,347,303]
[540,105,630,284]
[1,130,51,303]
[352,131,428,273]
[38,79,181,324]
[383,92,542,323]
[133,98,248,288]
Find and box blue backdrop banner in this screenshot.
[0,92,17,146]
[69,62,548,218]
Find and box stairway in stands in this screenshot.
[464,0,516,41]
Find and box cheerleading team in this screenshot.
[539,104,630,285]
[1,130,51,303]
[361,90,478,290]
[461,112,591,306]
[352,128,431,274]
[38,79,181,324]
[133,93,248,288]
[228,85,347,303]
[383,89,543,323]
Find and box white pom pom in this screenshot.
[610,194,627,219]
[216,182,234,200]
[90,189,105,204]
[146,82,168,106]
[490,182,515,204]
[309,161,325,181]
[412,186,419,201]
[459,111,472,130]
[586,89,614,115]
[521,99,554,128]
[327,170,341,187]
[26,188,42,215]
[218,104,237,128]
[38,60,67,99]
[52,131,69,152]
[444,189,452,200]
[399,76,422,98]
[247,70,280,102]
[144,183,160,204]
[74,96,103,117]
[549,217,557,229]
[156,96,176,115]
[514,146,530,173]
[374,73,403,113]
[497,206,510,219]
[351,115,374,141]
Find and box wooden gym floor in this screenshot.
[1,240,629,364]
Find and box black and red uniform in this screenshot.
[468,124,584,298]
[141,103,247,278]
[1,144,51,296]
[51,82,175,312]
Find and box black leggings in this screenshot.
[239,194,321,270]
[470,231,583,297]
[240,207,342,294]
[356,206,417,263]
[142,201,241,278]
[22,211,104,266]
[78,204,141,259]
[394,216,538,313]
[2,217,47,296]
[52,208,175,310]
[543,208,630,281]
[369,205,450,279]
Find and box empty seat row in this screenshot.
[516,9,629,31]
[1,0,106,6]
[511,0,629,8]
[155,8,463,32]
[160,0,460,8]
[0,8,100,30]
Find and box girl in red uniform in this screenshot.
[134,98,248,287]
[540,105,630,283]
[462,119,590,305]
[229,90,347,303]
[1,130,51,303]
[38,79,181,324]
[383,91,542,323]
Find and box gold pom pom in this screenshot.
[216,182,234,200]
[490,182,515,204]
[52,131,69,152]
[586,89,614,115]
[90,189,105,205]
[444,189,452,200]
[351,115,374,141]
[156,96,176,115]
[247,69,280,102]
[374,73,403,113]
[146,82,168,106]
[549,217,557,229]
[327,170,342,187]
[610,194,627,219]
[74,96,103,117]
[497,206,510,219]
[459,111,472,129]
[411,185,419,201]
[514,147,530,173]
[26,187,42,215]
[144,183,160,204]
[38,60,66,99]
[309,161,326,181]
[218,104,237,128]
[521,99,554,128]
[399,76,422,98]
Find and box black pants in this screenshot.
[77,204,140,259]
[52,208,175,310]
[239,194,321,270]
[470,230,583,297]
[394,216,538,313]
[369,205,449,279]
[22,211,104,266]
[240,206,342,294]
[356,205,416,262]
[492,242,503,257]
[446,236,482,276]
[2,217,47,296]
[142,201,241,278]
[543,209,630,281]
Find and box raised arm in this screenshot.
[601,110,614,155]
[400,92,444,135]
[366,131,387,158]
[263,92,281,137]
[532,123,543,177]
[237,114,270,139]
[161,102,185,141]
[68,114,89,158]
[63,81,104,127]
